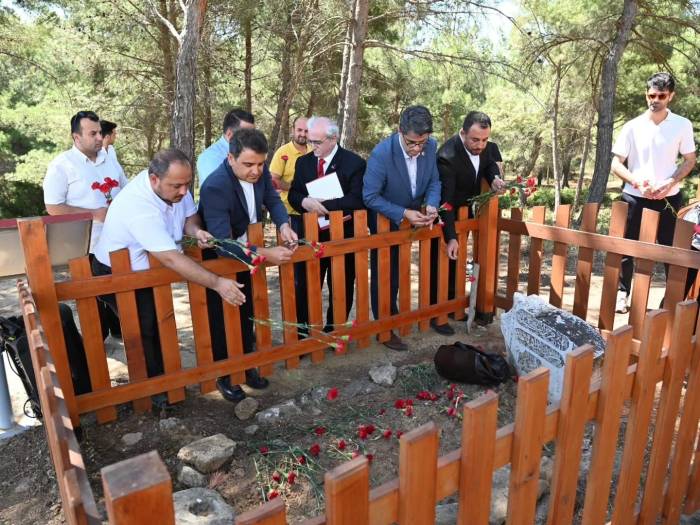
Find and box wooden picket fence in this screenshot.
[14,197,700,524]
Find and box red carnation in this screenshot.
[396,430,404,439]
[447,406,457,417]
[259,446,270,455]
[439,202,453,212]
[358,427,369,440]
[268,490,279,500]
[91,181,100,190]
[405,406,413,417]
[382,429,392,439]
[352,319,359,328]
[314,426,327,436]
[516,175,523,183]
[309,443,321,457]
[337,439,347,451]
[99,183,110,193]
[281,155,289,161]
[297,455,306,465]
[405,399,413,407]
[272,471,281,483]
[378,408,386,415]
[394,399,406,409]
[250,266,259,276]
[327,387,339,401]
[510,188,516,195]
[365,454,374,463]
[527,177,536,188]
[287,471,297,484]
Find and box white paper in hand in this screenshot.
[306,172,344,228]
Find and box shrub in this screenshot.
[0,178,45,219]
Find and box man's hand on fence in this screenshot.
[261,246,294,265]
[446,239,459,260]
[279,223,298,250]
[404,209,433,227]
[302,197,329,215]
[215,277,246,306]
[491,177,506,194]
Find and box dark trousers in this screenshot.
[619,192,682,296]
[205,270,255,362]
[429,237,457,306]
[91,258,164,377]
[88,254,122,339]
[370,220,400,319]
[291,214,356,330]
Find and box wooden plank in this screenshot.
[580,324,633,525]
[148,255,185,404]
[597,201,628,331]
[329,211,348,339]
[436,225,449,325]
[572,203,599,320]
[685,435,700,514]
[69,257,117,423]
[638,301,697,525]
[629,209,660,339]
[454,206,469,320]
[17,218,81,426]
[376,214,391,342]
[353,210,370,348]
[324,456,370,524]
[110,249,151,412]
[610,310,668,525]
[101,451,175,524]
[548,205,571,308]
[304,213,325,362]
[459,391,498,525]
[222,301,246,385]
[476,188,498,317]
[506,367,549,525]
[663,219,693,346]
[398,219,412,336]
[546,345,595,525]
[663,312,700,523]
[526,206,546,296]
[63,468,89,525]
[248,223,274,376]
[418,225,431,332]
[277,230,300,369]
[185,248,215,393]
[236,498,287,525]
[398,422,439,524]
[505,208,523,306]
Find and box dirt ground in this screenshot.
[0,237,669,524]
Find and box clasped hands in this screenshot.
[404,205,438,228]
[633,176,676,199]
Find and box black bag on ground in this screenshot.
[434,341,512,386]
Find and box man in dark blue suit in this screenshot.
[288,116,366,333]
[363,105,441,350]
[199,129,298,402]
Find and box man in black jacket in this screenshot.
[430,111,505,332]
[288,116,366,333]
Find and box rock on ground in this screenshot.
[121,432,142,447]
[255,400,302,424]
[178,465,208,488]
[234,397,259,420]
[173,487,235,525]
[177,434,237,474]
[369,364,397,386]
[160,417,182,431]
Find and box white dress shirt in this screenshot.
[237,180,257,243]
[399,140,417,197]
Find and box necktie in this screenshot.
[317,158,325,178]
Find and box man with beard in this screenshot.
[270,116,311,214]
[611,72,696,313]
[430,111,506,332]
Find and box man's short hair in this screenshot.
[229,128,268,158]
[70,111,100,135]
[462,111,492,132]
[222,108,255,135]
[307,116,339,138]
[399,105,433,135]
[293,115,308,127]
[149,148,191,180]
[647,72,675,93]
[100,120,117,136]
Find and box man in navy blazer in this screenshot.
[199,129,297,402]
[288,116,366,333]
[363,105,441,351]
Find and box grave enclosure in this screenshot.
[14,194,700,524]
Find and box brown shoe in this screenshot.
[383,331,408,352]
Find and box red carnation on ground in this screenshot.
[326,387,339,401]
[378,408,386,415]
[405,406,414,417]
[365,454,374,463]
[259,446,269,455]
[396,430,404,439]
[287,471,297,484]
[382,429,392,439]
[394,399,406,409]
[314,426,327,436]
[268,490,279,500]
[272,471,281,483]
[516,175,523,183]
[337,439,347,451]
[309,443,321,457]
[297,455,306,465]
[447,406,457,417]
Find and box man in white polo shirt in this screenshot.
[93,148,246,381]
[44,110,128,339]
[611,72,697,313]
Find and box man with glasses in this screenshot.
[288,116,366,335]
[363,105,441,351]
[611,72,696,313]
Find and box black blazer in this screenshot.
[288,146,367,219]
[437,134,500,241]
[198,159,289,260]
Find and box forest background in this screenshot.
[0,0,698,220]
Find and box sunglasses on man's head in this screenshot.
[647,93,669,101]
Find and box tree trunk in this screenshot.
[573,109,596,212]
[551,68,563,213]
[520,134,542,180]
[336,10,353,132]
[587,0,638,204]
[201,26,213,148]
[339,0,369,150]
[244,16,253,113]
[170,0,207,165]
[157,0,175,111]
[268,39,294,162]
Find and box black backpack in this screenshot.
[434,341,514,387]
[0,315,41,418]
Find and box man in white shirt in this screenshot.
[101,119,123,166]
[611,72,697,313]
[93,149,246,382]
[43,110,128,339]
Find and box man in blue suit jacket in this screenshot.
[199,129,297,402]
[363,105,441,351]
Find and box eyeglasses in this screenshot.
[308,138,328,146]
[402,136,430,148]
[647,92,669,101]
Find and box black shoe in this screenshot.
[430,320,455,336]
[382,332,408,352]
[216,377,246,402]
[245,369,270,390]
[110,329,122,340]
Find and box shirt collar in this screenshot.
[645,108,673,124]
[398,135,416,161]
[322,144,339,167]
[71,145,107,166]
[141,170,170,212]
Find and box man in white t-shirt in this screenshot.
[93,149,246,382]
[611,72,697,313]
[43,110,128,339]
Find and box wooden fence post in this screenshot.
[548,204,571,308]
[353,210,370,348]
[324,456,370,524]
[571,203,599,321]
[476,189,498,322]
[101,451,174,524]
[526,207,546,297]
[628,209,660,338]
[398,422,439,524]
[236,498,287,525]
[597,201,627,331]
